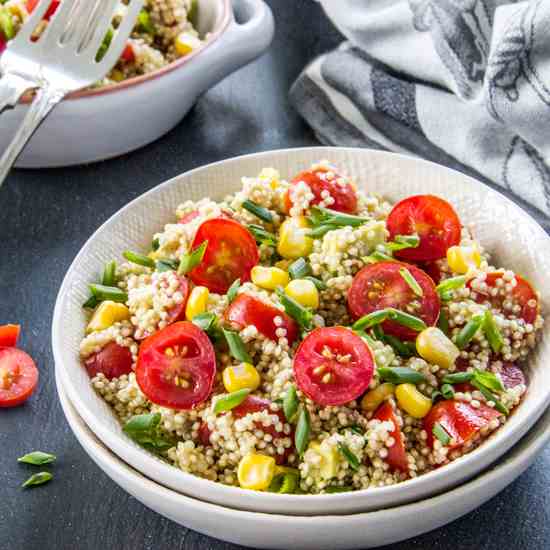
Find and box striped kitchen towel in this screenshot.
[290,0,550,219]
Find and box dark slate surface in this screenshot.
[1,1,549,549]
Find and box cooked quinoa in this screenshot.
[0,0,203,87]
[80,161,543,495]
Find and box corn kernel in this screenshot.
[416,327,459,369]
[174,32,202,56]
[360,383,395,412]
[308,441,339,480]
[185,286,209,321]
[395,384,432,419]
[86,301,130,333]
[251,266,289,290]
[446,244,481,274]
[277,216,313,259]
[222,362,261,393]
[237,453,276,490]
[285,279,319,308]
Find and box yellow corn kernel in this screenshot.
[86,301,130,333]
[277,216,313,259]
[259,167,280,189]
[416,327,459,369]
[237,453,276,491]
[285,279,319,308]
[395,383,432,419]
[308,441,339,480]
[174,32,202,56]
[185,286,209,321]
[222,362,261,393]
[446,244,481,274]
[251,266,289,290]
[360,383,395,412]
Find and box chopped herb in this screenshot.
[96,27,113,62]
[385,234,420,251]
[437,309,450,336]
[371,324,385,341]
[192,312,217,332]
[152,238,160,251]
[295,407,311,458]
[377,367,426,385]
[454,313,484,349]
[436,276,467,296]
[288,258,311,279]
[355,329,376,348]
[269,471,299,494]
[483,310,504,353]
[213,389,250,414]
[17,451,56,466]
[325,485,354,493]
[362,250,395,264]
[337,443,360,471]
[122,413,175,453]
[432,422,451,446]
[306,206,370,237]
[283,384,299,423]
[242,199,273,224]
[440,383,455,399]
[471,380,509,415]
[248,224,277,246]
[226,278,241,303]
[383,334,416,357]
[399,267,423,297]
[352,308,426,332]
[442,371,473,385]
[83,295,99,309]
[439,290,454,302]
[123,250,155,268]
[431,389,443,402]
[304,276,327,291]
[276,287,313,331]
[352,309,390,331]
[22,472,53,489]
[155,258,179,272]
[89,284,128,304]
[137,9,155,34]
[222,328,252,363]
[473,368,505,393]
[101,260,117,287]
[178,240,208,275]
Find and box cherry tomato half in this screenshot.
[0,36,6,54]
[424,400,501,450]
[224,293,299,345]
[136,321,216,410]
[0,324,20,348]
[84,341,133,380]
[26,0,60,20]
[166,275,190,323]
[348,262,440,340]
[121,43,135,63]
[387,195,461,261]
[373,401,409,473]
[0,348,39,408]
[416,261,442,285]
[468,272,539,324]
[493,362,526,389]
[285,167,358,214]
[293,327,374,406]
[189,218,259,294]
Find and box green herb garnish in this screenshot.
[242,199,273,224]
[483,310,504,354]
[436,276,467,296]
[248,224,277,246]
[377,367,426,385]
[213,389,250,414]
[155,258,179,272]
[101,260,117,287]
[362,250,395,264]
[276,287,313,331]
[178,240,208,275]
[22,472,53,489]
[440,383,455,399]
[89,284,128,304]
[304,276,327,290]
[454,313,484,349]
[152,238,160,251]
[288,258,311,279]
[432,422,451,446]
[383,334,416,357]
[222,328,252,363]
[399,267,423,297]
[437,309,450,335]
[283,384,299,423]
[352,308,427,332]
[226,278,241,304]
[137,9,155,34]
[442,371,473,385]
[337,443,360,471]
[17,451,56,466]
[471,380,509,415]
[473,368,505,393]
[122,413,175,453]
[295,407,311,458]
[385,234,420,251]
[123,250,155,268]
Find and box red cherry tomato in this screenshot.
[348,262,440,340]
[0,36,6,53]
[179,210,199,224]
[387,195,461,261]
[0,348,39,408]
[166,275,190,323]
[224,293,299,345]
[136,322,216,410]
[293,327,374,406]
[493,362,526,389]
[424,400,501,450]
[26,0,60,20]
[373,401,409,473]
[84,342,133,380]
[468,272,539,324]
[285,167,358,214]
[417,261,442,285]
[121,43,134,62]
[189,218,259,294]
[0,324,20,348]
[198,421,212,446]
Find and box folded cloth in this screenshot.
[290,0,550,219]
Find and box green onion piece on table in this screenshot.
[22,472,53,489]
[17,451,57,465]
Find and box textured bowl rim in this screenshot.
[52,146,550,513]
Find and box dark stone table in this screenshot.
[1,1,549,549]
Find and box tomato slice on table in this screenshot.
[224,293,299,345]
[0,324,20,348]
[84,341,133,380]
[373,401,409,473]
[293,327,374,406]
[423,400,501,450]
[285,167,358,214]
[26,0,60,20]
[136,321,216,409]
[386,195,461,261]
[189,218,259,294]
[0,348,39,408]
[468,271,539,324]
[348,261,440,340]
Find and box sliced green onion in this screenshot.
[222,328,252,363]
[178,240,208,275]
[213,389,250,414]
[439,290,454,302]
[17,451,56,465]
[431,389,443,402]
[337,443,360,471]
[96,27,113,62]
[354,329,376,347]
[269,471,299,494]
[387,309,427,331]
[89,284,128,304]
[152,237,160,251]
[122,413,175,452]
[371,324,385,341]
[276,288,313,330]
[83,295,99,309]
[454,313,484,349]
[101,260,117,287]
[432,422,451,446]
[399,267,423,297]
[192,312,216,332]
[483,310,504,354]
[295,407,311,458]
[248,224,277,246]
[386,234,420,251]
[0,7,15,40]
[123,251,155,268]
[155,258,179,272]
[442,371,473,385]
[242,199,273,224]
[288,258,311,279]
[436,276,467,296]
[226,278,241,303]
[378,367,426,385]
[283,384,299,423]
[138,9,155,34]
[440,383,455,399]
[307,224,338,239]
[437,309,450,335]
[325,485,354,493]
[471,380,509,415]
[304,276,327,291]
[22,472,53,489]
[362,250,395,264]
[383,334,416,357]
[473,368,505,393]
[352,309,391,331]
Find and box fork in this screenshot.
[0,0,144,187]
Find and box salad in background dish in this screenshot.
[0,0,202,86]
[78,161,543,495]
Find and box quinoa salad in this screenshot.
[0,0,203,87]
[79,161,543,495]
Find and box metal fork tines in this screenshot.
[0,0,144,187]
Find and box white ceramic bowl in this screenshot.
[57,363,550,550]
[52,147,550,515]
[2,0,274,167]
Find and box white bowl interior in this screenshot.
[195,0,227,37]
[52,147,550,515]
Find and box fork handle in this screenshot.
[0,86,65,187]
[0,72,36,114]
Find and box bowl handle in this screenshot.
[193,0,274,92]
